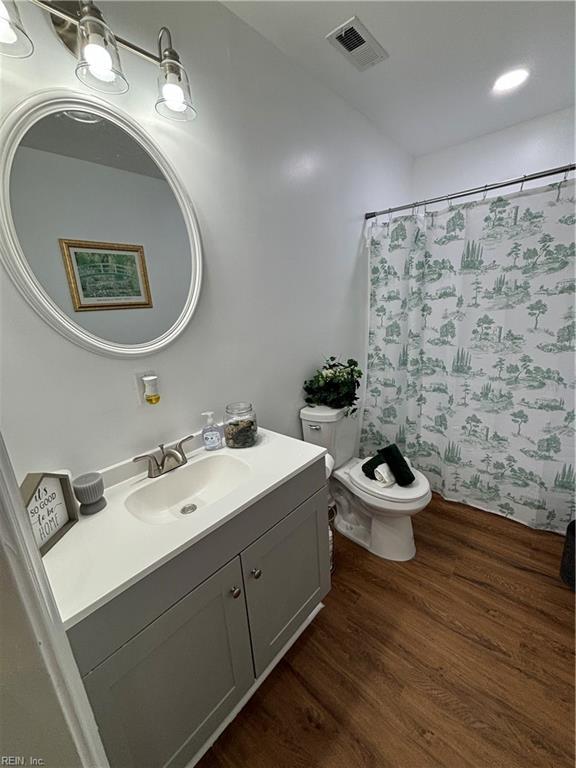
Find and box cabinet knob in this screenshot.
[230,586,242,599]
[250,568,262,579]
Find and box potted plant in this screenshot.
[303,357,363,415]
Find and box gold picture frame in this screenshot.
[59,238,153,311]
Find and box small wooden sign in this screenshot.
[20,472,79,556]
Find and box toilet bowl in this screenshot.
[300,405,431,561]
[331,458,431,561]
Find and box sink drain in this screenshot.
[180,503,197,515]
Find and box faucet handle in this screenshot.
[133,453,161,477]
[175,433,196,458]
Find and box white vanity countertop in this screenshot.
[43,429,325,630]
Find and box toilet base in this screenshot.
[330,473,428,562]
[334,513,416,561]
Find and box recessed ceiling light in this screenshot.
[492,68,530,94]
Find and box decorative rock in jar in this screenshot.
[224,402,258,448]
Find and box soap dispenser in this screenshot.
[201,411,224,451]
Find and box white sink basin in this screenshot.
[125,454,251,525]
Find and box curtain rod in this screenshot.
[364,163,576,221]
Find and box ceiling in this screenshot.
[226,1,575,156]
[21,112,165,179]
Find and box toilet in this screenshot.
[300,405,432,561]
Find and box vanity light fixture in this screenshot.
[75,0,128,94]
[4,0,198,121]
[0,0,34,57]
[155,27,196,121]
[492,67,530,94]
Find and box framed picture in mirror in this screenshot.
[60,238,153,311]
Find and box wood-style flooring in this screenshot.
[198,495,575,768]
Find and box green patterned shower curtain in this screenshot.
[360,181,575,532]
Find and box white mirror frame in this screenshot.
[0,90,203,358]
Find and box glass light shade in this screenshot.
[0,0,33,58]
[155,58,196,121]
[75,9,128,94]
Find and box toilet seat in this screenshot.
[341,458,430,505]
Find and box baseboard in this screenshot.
[185,603,324,768]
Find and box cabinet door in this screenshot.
[241,488,330,676]
[84,557,253,768]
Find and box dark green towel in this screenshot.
[378,444,415,486]
[362,443,415,487]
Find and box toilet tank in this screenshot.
[300,405,356,468]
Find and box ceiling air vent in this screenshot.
[326,16,388,72]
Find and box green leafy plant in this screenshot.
[303,357,363,414]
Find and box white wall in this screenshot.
[1,546,82,767]
[0,1,412,479]
[412,107,575,201]
[11,147,191,344]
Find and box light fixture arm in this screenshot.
[29,0,162,63]
[79,0,97,19]
[158,26,177,61]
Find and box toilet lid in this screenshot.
[348,460,430,503]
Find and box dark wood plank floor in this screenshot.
[198,496,575,768]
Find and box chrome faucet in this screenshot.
[133,435,196,478]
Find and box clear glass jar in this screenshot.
[224,402,258,448]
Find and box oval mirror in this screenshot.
[0,93,202,357]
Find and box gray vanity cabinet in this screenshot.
[241,488,330,675]
[83,557,254,768]
[70,459,329,768]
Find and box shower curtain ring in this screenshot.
[564,169,569,182]
[482,185,488,201]
[520,175,526,192]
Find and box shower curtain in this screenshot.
[360,181,575,532]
